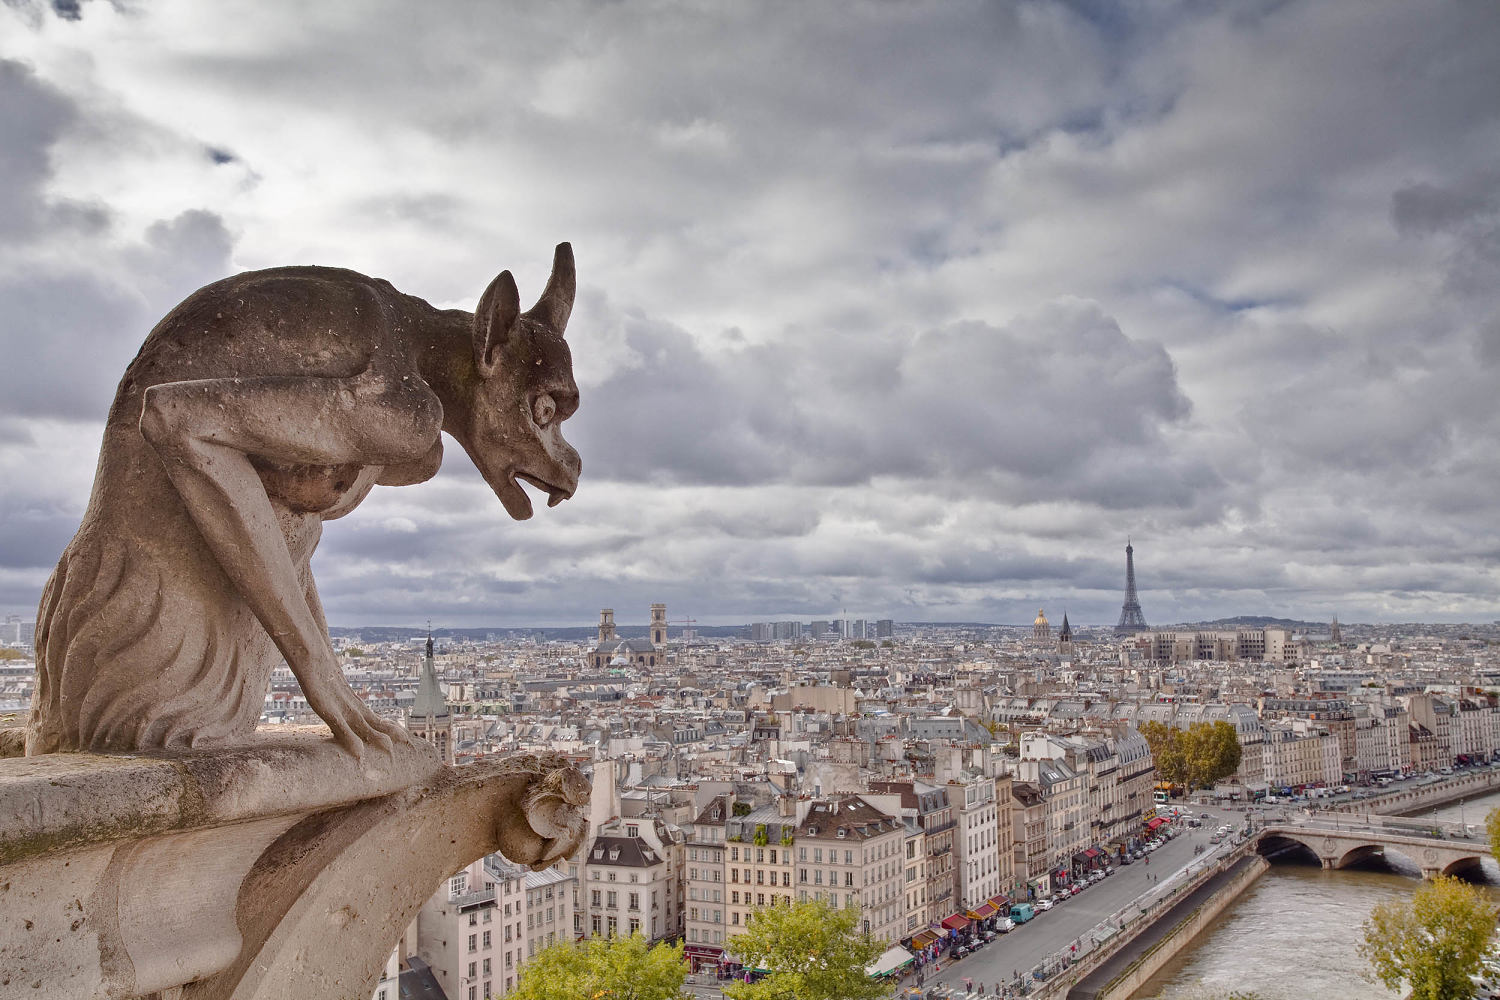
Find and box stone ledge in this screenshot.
[0,727,442,866]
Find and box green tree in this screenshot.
[1487,805,1500,860]
[1141,721,1188,787]
[1182,721,1243,790]
[723,899,887,1000]
[509,933,687,1000]
[1359,875,1497,1000]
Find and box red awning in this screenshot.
[910,931,939,949]
[941,914,971,930]
[987,894,1011,909]
[967,902,997,919]
[1084,848,1101,857]
[1146,817,1167,829]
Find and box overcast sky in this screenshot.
[2,0,1498,628]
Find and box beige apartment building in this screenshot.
[795,796,907,944]
[869,778,956,928]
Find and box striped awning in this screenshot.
[967,902,997,919]
[941,913,971,930]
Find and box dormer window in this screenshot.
[609,849,621,861]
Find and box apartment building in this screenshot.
[1011,780,1050,898]
[794,796,907,944]
[869,778,956,926]
[1263,721,1341,789]
[683,796,730,972]
[949,774,1001,911]
[414,855,529,1000]
[522,866,574,967]
[580,817,681,944]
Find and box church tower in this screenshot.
[598,609,617,643]
[1033,608,1051,641]
[406,632,453,765]
[1058,612,1074,658]
[650,603,668,647]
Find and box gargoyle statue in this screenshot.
[22,244,581,759]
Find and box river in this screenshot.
[1129,790,1500,999]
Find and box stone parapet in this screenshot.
[0,731,587,1000]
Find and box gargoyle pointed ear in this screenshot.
[523,242,575,335]
[474,269,521,372]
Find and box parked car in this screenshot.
[1035,898,1054,911]
[997,917,1016,932]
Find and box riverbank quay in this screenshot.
[1059,852,1268,1000]
[1325,767,1500,817]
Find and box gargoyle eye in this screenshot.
[533,393,557,426]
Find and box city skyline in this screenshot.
[2,2,1498,628]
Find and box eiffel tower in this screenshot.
[1115,539,1148,635]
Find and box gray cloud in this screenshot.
[1,1,1498,626]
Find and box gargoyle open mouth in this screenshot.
[517,471,574,508]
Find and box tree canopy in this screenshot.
[723,899,888,1000]
[1140,720,1242,790]
[1486,805,1500,861]
[1359,874,1497,1000]
[509,933,687,1000]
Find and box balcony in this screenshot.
[453,887,498,911]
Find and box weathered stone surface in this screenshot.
[0,736,590,999]
[0,727,442,866]
[22,245,580,759]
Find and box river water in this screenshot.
[1129,790,1500,999]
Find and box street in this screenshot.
[917,801,1246,996]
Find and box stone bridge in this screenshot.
[1255,820,1493,879]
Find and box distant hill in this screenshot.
[1168,616,1324,630]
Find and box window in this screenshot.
[592,914,602,934]
[482,931,491,948]
[629,892,640,910]
[730,847,739,861]
[845,872,854,887]
[845,850,853,865]
[607,891,617,908]
[468,934,477,952]
[468,962,476,978]
[483,959,491,975]
[591,890,601,907]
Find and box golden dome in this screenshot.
[1034,609,1048,625]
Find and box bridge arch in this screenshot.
[1334,842,1421,873]
[1256,833,1321,865]
[1439,854,1490,880]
